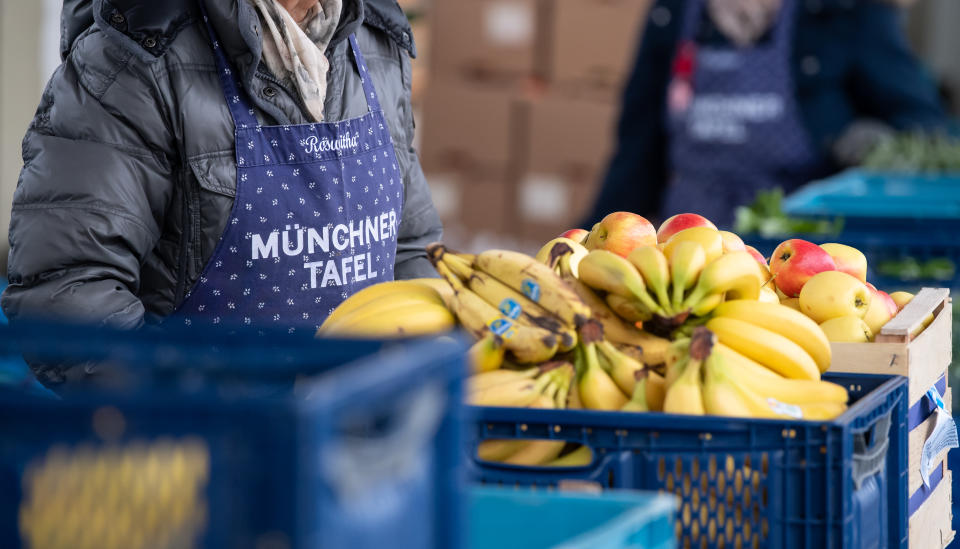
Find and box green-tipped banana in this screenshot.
[596,340,644,397]
[683,251,764,314]
[622,370,650,412]
[578,250,664,315]
[628,246,672,314]
[668,241,706,311]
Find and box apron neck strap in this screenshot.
[347,34,382,114]
[198,0,260,129]
[679,0,798,51]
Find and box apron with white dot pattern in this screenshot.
[663,0,823,227]
[173,3,403,334]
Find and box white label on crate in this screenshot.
[484,1,534,47]
[767,398,803,419]
[920,385,959,488]
[520,175,569,221]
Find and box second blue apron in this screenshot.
[662,0,823,227]
[175,9,403,333]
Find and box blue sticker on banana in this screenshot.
[488,318,516,339]
[522,279,541,302]
[499,298,523,320]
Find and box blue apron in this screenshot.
[175,4,403,333]
[662,0,822,227]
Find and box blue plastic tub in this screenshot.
[0,321,467,549]
[470,487,676,549]
[466,374,908,549]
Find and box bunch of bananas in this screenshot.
[540,228,773,338]
[428,244,594,367]
[317,279,457,338]
[661,301,848,420]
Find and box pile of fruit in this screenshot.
[764,238,920,342]
[316,211,942,465]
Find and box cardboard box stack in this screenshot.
[418,0,651,252]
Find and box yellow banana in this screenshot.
[646,370,667,411]
[566,379,584,409]
[413,277,455,307]
[436,261,559,363]
[614,332,671,366]
[621,370,650,412]
[321,302,455,338]
[477,439,528,462]
[319,291,446,333]
[543,445,593,467]
[712,344,847,404]
[468,335,506,373]
[662,354,704,415]
[577,250,664,315]
[665,338,690,373]
[597,340,644,396]
[320,279,445,328]
[467,376,545,407]
[446,254,576,352]
[705,317,820,380]
[501,440,567,466]
[683,251,764,315]
[467,367,540,393]
[702,352,754,418]
[474,249,592,329]
[558,262,651,345]
[664,227,724,264]
[536,238,589,275]
[578,343,629,410]
[628,246,672,313]
[704,351,846,420]
[712,300,832,373]
[662,327,714,415]
[605,294,650,322]
[667,241,707,310]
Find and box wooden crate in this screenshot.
[827,287,954,549]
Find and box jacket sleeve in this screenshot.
[2,35,173,335]
[850,2,950,133]
[393,49,443,280]
[585,0,681,227]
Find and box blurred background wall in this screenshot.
[0,0,957,275]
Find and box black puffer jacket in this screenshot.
[2,0,441,340]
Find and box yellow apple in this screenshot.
[663,227,724,263]
[820,316,874,343]
[889,291,914,311]
[780,297,801,312]
[799,271,871,323]
[862,288,896,335]
[759,286,779,304]
[719,231,746,253]
[819,243,867,283]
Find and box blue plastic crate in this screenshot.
[744,170,960,289]
[0,321,467,549]
[466,374,908,549]
[470,487,676,549]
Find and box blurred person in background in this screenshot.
[587,0,954,228]
[2,0,442,389]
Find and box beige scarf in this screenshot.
[707,0,781,47]
[250,0,342,121]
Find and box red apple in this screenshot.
[583,212,657,257]
[719,231,746,253]
[656,213,717,244]
[769,239,837,298]
[878,290,899,317]
[559,228,589,244]
[745,245,768,267]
